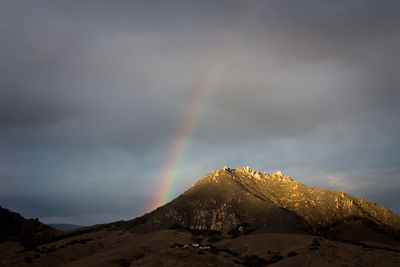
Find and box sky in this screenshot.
[1,0,399,225]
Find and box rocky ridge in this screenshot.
[142,166,400,239]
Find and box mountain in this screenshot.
[48,224,85,231]
[135,166,400,242]
[0,206,60,248]
[1,167,400,266]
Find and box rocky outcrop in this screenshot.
[189,202,240,231]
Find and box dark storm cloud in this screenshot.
[1,1,399,224]
[0,0,247,149]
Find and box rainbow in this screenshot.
[148,17,248,211]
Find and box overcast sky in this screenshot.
[1,0,399,225]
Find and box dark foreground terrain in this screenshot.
[1,167,400,266]
[1,227,400,266]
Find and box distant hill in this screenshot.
[0,206,60,248]
[48,224,85,231]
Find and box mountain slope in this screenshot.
[139,166,400,241]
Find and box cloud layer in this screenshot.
[1,0,399,224]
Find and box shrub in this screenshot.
[112,258,130,267]
[241,254,269,266]
[269,255,284,263]
[287,251,298,257]
[207,236,222,243]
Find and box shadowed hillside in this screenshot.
[0,206,59,248]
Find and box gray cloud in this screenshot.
[0,0,399,224]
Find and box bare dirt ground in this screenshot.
[1,229,400,266]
